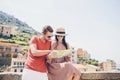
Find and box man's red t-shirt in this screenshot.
[25,36,51,72]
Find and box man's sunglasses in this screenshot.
[47,36,52,38]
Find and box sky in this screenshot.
[0,0,120,67]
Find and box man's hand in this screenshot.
[47,50,58,59]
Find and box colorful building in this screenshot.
[77,48,91,59]
[73,64,100,72]
[71,47,77,63]
[0,25,15,37]
[99,59,116,71]
[11,58,26,72]
[0,42,22,56]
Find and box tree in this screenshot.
[77,55,99,66]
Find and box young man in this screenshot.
[22,25,54,80]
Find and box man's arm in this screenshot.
[30,44,51,56]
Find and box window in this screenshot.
[72,55,74,57]
[20,62,22,65]
[0,46,3,49]
[6,47,8,50]
[23,62,25,65]
[14,69,17,72]
[84,69,87,72]
[14,62,16,65]
[72,59,74,61]
[2,27,4,30]
[20,69,23,72]
[15,49,17,52]
[8,48,11,51]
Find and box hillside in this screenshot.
[0,11,41,51]
[0,11,40,33]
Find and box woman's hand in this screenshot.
[64,53,71,62]
[48,50,58,59]
[67,53,71,58]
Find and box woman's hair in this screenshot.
[55,35,68,49]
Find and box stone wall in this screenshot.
[0,72,120,80]
[0,72,21,80]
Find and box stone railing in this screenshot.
[0,71,120,80]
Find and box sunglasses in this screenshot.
[57,35,64,37]
[47,36,52,38]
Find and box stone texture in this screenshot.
[0,72,120,80]
[81,72,120,80]
[0,73,21,80]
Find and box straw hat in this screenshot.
[55,27,68,36]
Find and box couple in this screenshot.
[22,25,81,80]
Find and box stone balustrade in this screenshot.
[0,71,120,80]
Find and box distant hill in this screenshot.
[0,11,40,35]
[0,11,41,51]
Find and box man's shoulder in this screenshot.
[31,36,39,40]
[32,36,39,38]
[29,36,39,44]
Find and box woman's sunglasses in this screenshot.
[57,35,64,37]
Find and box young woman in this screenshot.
[47,27,81,80]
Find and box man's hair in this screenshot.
[42,25,53,34]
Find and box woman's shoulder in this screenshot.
[65,42,69,46]
[66,42,69,45]
[66,42,70,49]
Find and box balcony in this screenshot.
[0,71,120,80]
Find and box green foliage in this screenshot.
[77,55,99,66]
[22,46,29,52]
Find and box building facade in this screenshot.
[0,25,15,37]
[99,59,116,71]
[77,48,91,59]
[11,58,26,72]
[73,64,100,72]
[71,47,77,63]
[0,42,22,56]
